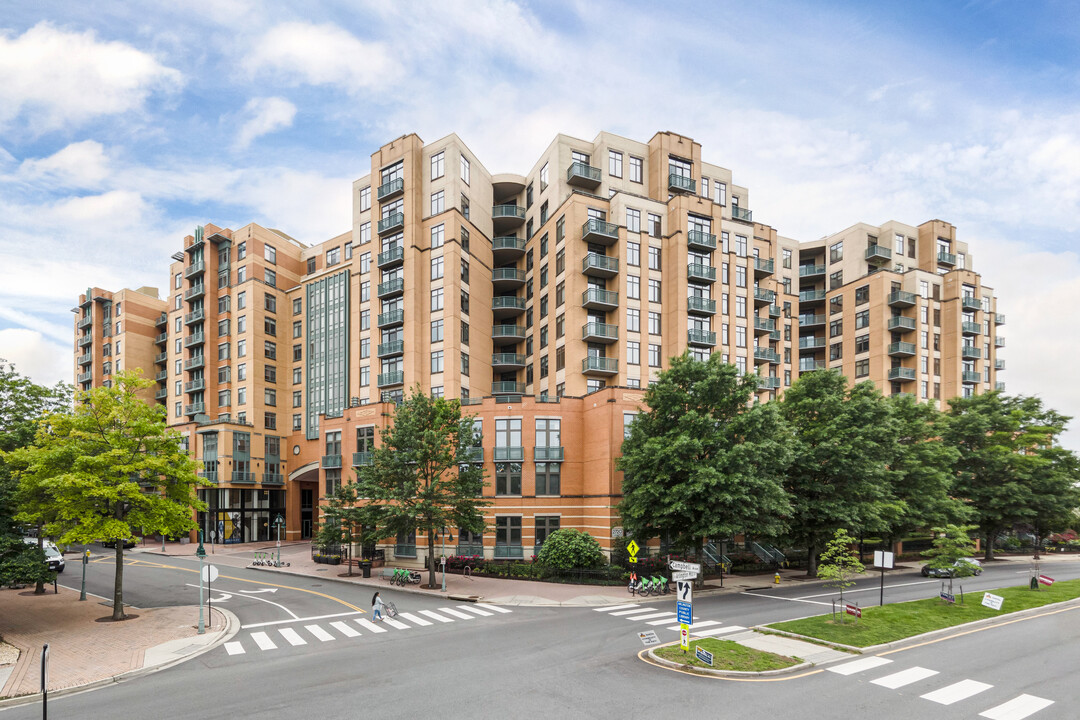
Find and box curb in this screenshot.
[0,607,239,709]
[645,640,813,677]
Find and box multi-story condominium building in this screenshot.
[73,130,1003,558]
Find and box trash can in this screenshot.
[360,560,372,578]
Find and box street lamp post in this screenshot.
[440,528,454,592]
[195,531,207,635]
[273,514,285,566]
[79,549,90,601]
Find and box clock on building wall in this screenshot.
[293,445,300,455]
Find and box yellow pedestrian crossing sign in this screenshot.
[626,540,639,556]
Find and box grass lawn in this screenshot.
[654,637,801,672]
[766,578,1080,647]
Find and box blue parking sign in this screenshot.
[677,600,692,625]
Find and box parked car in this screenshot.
[101,538,137,549]
[23,538,65,573]
[922,558,982,577]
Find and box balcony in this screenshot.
[754,317,775,335]
[581,218,620,245]
[769,329,781,342]
[77,315,93,330]
[377,245,404,268]
[77,352,92,366]
[491,381,525,395]
[756,375,781,390]
[582,322,618,344]
[937,250,958,266]
[865,245,892,264]
[798,264,825,279]
[582,253,619,278]
[799,314,826,328]
[262,473,284,486]
[77,371,92,384]
[768,304,782,318]
[377,371,404,388]
[491,267,526,290]
[962,371,981,384]
[731,206,753,223]
[377,212,404,235]
[377,340,404,358]
[887,316,916,332]
[995,381,1006,391]
[491,324,526,344]
[462,447,484,464]
[155,332,168,345]
[352,452,373,467]
[534,446,565,462]
[184,261,205,279]
[582,356,618,376]
[184,356,205,371]
[184,284,205,302]
[798,336,826,351]
[753,289,776,306]
[184,309,204,325]
[754,347,781,364]
[961,346,982,360]
[995,359,1005,371]
[491,296,526,320]
[887,290,917,308]
[995,336,1005,348]
[156,312,167,327]
[377,309,405,328]
[491,204,526,232]
[231,471,256,484]
[888,341,917,358]
[492,236,526,263]
[686,230,717,252]
[799,360,826,372]
[687,328,716,347]
[566,161,602,189]
[961,297,981,312]
[753,257,774,277]
[155,369,167,382]
[377,177,404,201]
[962,321,981,336]
[78,334,93,348]
[184,402,206,415]
[798,289,829,305]
[668,173,695,194]
[377,277,405,298]
[321,454,342,469]
[184,379,205,393]
[687,296,716,315]
[183,332,205,348]
[687,263,717,284]
[493,446,525,462]
[995,313,1005,325]
[155,388,167,400]
[888,367,916,382]
[494,545,524,559]
[582,287,619,311]
[492,353,527,370]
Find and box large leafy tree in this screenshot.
[353,389,488,588]
[944,392,1080,561]
[780,370,896,576]
[617,353,792,558]
[5,372,206,619]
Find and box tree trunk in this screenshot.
[427,529,437,588]
[807,541,819,577]
[982,527,998,562]
[1032,522,1041,560]
[113,543,125,620]
[346,542,353,576]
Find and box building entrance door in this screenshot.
[300,489,313,539]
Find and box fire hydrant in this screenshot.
[774,572,781,585]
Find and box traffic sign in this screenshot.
[637,631,660,647]
[981,592,1004,610]
[670,560,701,574]
[695,646,714,666]
[201,564,219,583]
[675,580,693,603]
[677,600,692,625]
[626,540,639,556]
[672,570,697,581]
[680,623,690,651]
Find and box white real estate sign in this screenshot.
[981,592,1004,611]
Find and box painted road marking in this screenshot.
[382,618,411,630]
[278,628,307,646]
[224,642,246,655]
[827,656,893,676]
[437,607,476,620]
[305,624,334,642]
[741,592,833,607]
[242,610,363,630]
[871,667,939,689]
[398,612,432,626]
[979,694,1054,720]
[646,615,683,626]
[920,679,993,705]
[354,619,387,633]
[420,610,454,623]
[667,620,723,631]
[330,621,360,637]
[631,612,677,621]
[475,603,512,614]
[610,607,657,616]
[693,626,746,637]
[795,579,938,600]
[595,604,637,612]
[251,632,277,650]
[457,604,493,617]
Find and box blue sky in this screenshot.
[1,0,1078,447]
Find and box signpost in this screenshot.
[981,592,1004,611]
[196,533,207,635]
[679,623,690,652]
[677,601,693,625]
[695,646,714,666]
[637,631,660,647]
[873,550,894,607]
[671,570,696,581]
[79,549,90,601]
[202,563,219,629]
[41,643,48,720]
[669,560,702,574]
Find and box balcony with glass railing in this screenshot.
[768,304,782,318]
[668,173,695,194]
[995,359,1005,371]
[889,341,917,357]
[582,253,619,278]
[352,452,373,466]
[231,471,255,484]
[753,317,775,335]
[184,308,204,325]
[731,206,752,222]
[961,297,982,312]
[687,296,716,315]
[887,290,917,308]
[888,367,916,382]
[995,381,1006,391]
[687,263,717,283]
[378,340,404,358]
[687,329,716,347]
[377,371,404,387]
[582,356,618,375]
[995,313,1005,325]
[377,245,404,268]
[492,205,526,232]
[888,316,916,332]
[492,236,526,262]
[581,218,619,245]
[566,161,602,189]
[492,353,527,370]
[798,336,826,351]
[865,245,892,264]
[960,345,981,360]
[492,324,526,343]
[184,284,205,301]
[582,287,619,311]
[184,356,205,371]
[494,545,524,559]
[798,289,825,303]
[378,309,405,327]
[961,321,981,336]
[799,314,826,327]
[995,336,1005,348]
[377,177,404,201]
[534,446,565,462]
[799,360,826,372]
[754,347,781,364]
[582,322,618,343]
[756,375,781,390]
[493,446,525,462]
[183,332,205,348]
[184,261,205,279]
[491,267,527,289]
[753,257,774,277]
[462,447,484,464]
[378,212,405,235]
[321,454,342,468]
[937,250,958,266]
[491,381,526,395]
[686,230,717,252]
[962,371,981,384]
[798,264,825,279]
[492,294,526,316]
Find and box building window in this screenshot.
[627,275,640,299]
[626,208,640,233]
[265,293,277,313]
[608,150,623,178]
[431,224,444,249]
[855,310,870,330]
[359,186,370,212]
[306,258,316,274]
[648,247,661,271]
[431,256,444,280]
[627,308,640,333]
[431,151,444,180]
[627,242,640,267]
[648,344,661,367]
[855,359,869,378]
[855,285,870,304]
[648,213,661,238]
[431,350,443,373]
[431,319,444,342]
[431,190,444,215]
[264,341,276,360]
[431,288,443,311]
[326,247,340,266]
[495,516,522,552]
[855,334,869,354]
[460,154,470,184]
[830,319,843,337]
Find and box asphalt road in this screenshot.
[5,554,1077,719]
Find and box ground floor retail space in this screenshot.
[196,487,287,544]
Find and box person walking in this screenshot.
[372,591,385,621]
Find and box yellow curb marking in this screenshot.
[91,556,365,613]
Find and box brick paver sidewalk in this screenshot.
[0,585,225,699]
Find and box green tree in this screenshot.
[780,370,896,576]
[617,353,792,563]
[313,482,367,575]
[4,372,206,619]
[922,524,978,598]
[535,528,605,570]
[945,392,1079,561]
[353,389,488,588]
[817,528,864,617]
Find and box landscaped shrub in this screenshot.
[535,529,605,570]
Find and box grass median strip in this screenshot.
[654,637,801,672]
[766,578,1080,647]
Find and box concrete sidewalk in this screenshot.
[0,584,233,703]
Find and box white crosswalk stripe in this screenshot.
[382,618,411,630]
[692,626,746,637]
[979,694,1054,720]
[595,604,638,612]
[354,618,387,633]
[305,624,335,642]
[827,656,893,676]
[398,612,432,626]
[250,632,277,651]
[921,679,993,705]
[610,608,656,616]
[645,616,682,626]
[457,604,493,617]
[437,607,476,620]
[871,667,939,689]
[419,609,454,623]
[629,612,677,621]
[224,641,246,655]
[330,621,360,638]
[475,603,512,614]
[279,628,307,646]
[667,620,723,631]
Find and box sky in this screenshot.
[0,0,1078,448]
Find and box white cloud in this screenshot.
[17,140,111,188]
[0,328,71,388]
[0,22,183,131]
[234,97,297,149]
[0,306,73,344]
